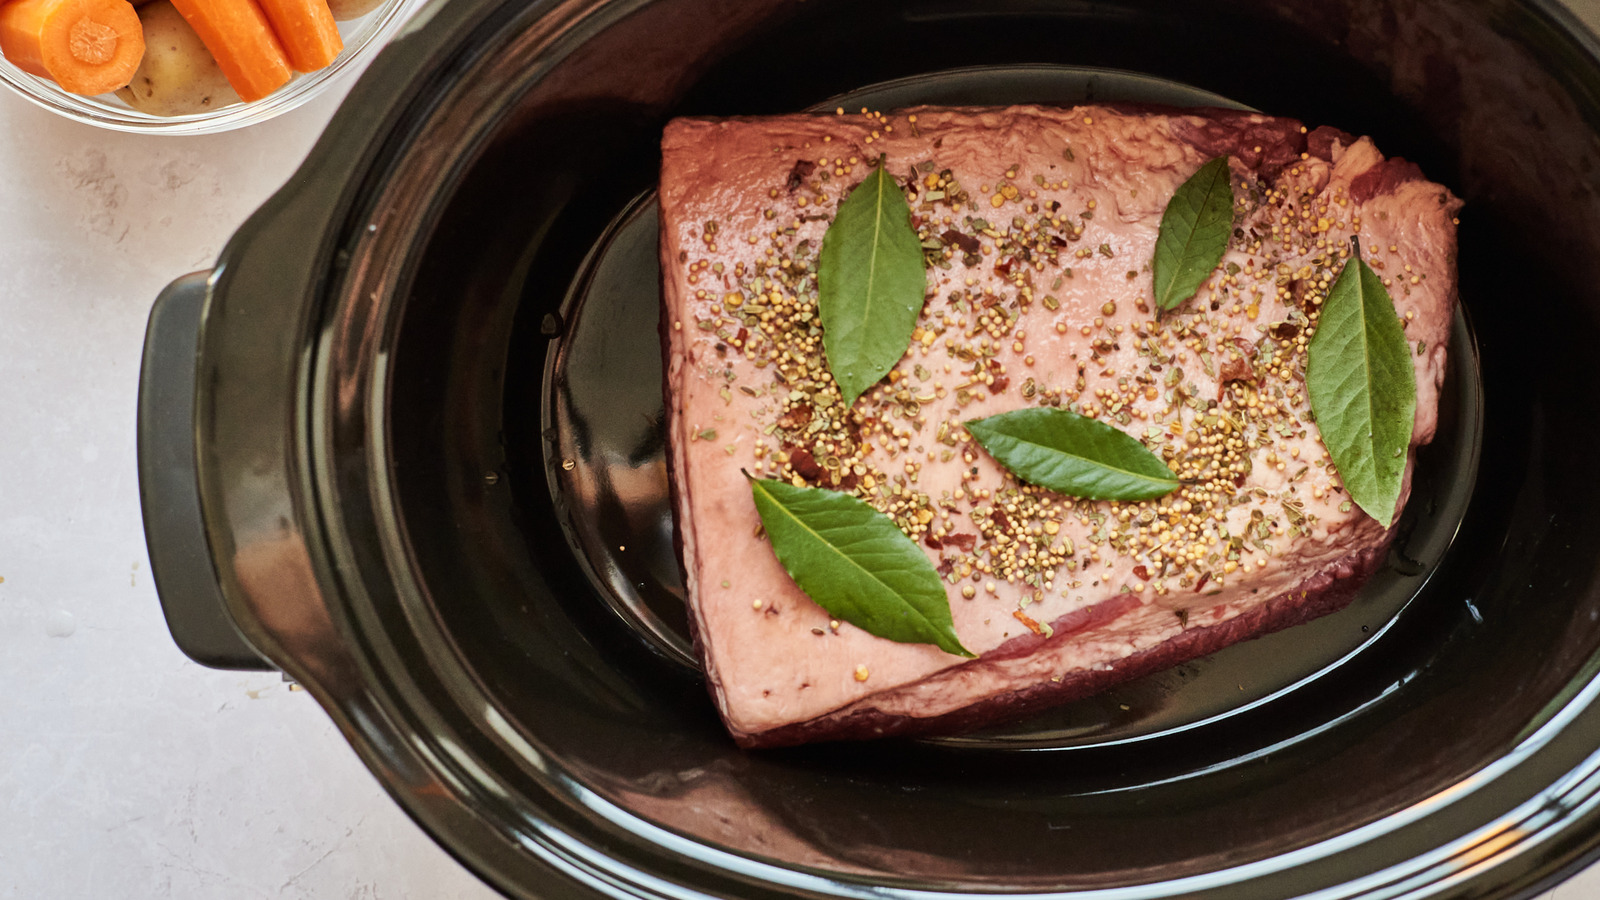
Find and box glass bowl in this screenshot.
[0,0,425,133]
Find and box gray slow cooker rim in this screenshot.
[186,0,1600,897]
[190,0,612,893]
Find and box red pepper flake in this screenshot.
[942,229,981,254]
[924,535,943,549]
[789,448,825,481]
[776,403,813,431]
[1218,343,1258,398]
[944,533,977,551]
[1194,571,1212,592]
[991,510,1011,531]
[1217,357,1255,396]
[1013,609,1046,636]
[1132,565,1151,581]
[1270,321,1300,341]
[987,358,1010,394]
[936,557,955,576]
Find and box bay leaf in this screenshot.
[965,408,1180,501]
[749,476,973,657]
[1152,156,1234,311]
[818,160,928,407]
[1306,242,1416,527]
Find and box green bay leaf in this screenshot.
[965,408,1180,501]
[818,160,928,407]
[1153,156,1235,311]
[1306,243,1416,527]
[749,476,973,657]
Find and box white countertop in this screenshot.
[0,79,499,899]
[4,16,1600,900]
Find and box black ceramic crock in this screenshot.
[138,0,1600,897]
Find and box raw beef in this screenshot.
[658,105,1460,748]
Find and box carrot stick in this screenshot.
[0,0,145,95]
[167,0,290,102]
[255,0,338,72]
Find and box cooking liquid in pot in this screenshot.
[540,66,1482,749]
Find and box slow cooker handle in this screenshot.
[138,271,274,671]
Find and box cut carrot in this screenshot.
[255,0,338,72]
[167,0,289,102]
[0,0,145,95]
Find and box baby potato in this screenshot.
[325,0,381,21]
[114,0,239,115]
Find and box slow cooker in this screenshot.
[137,0,1600,897]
